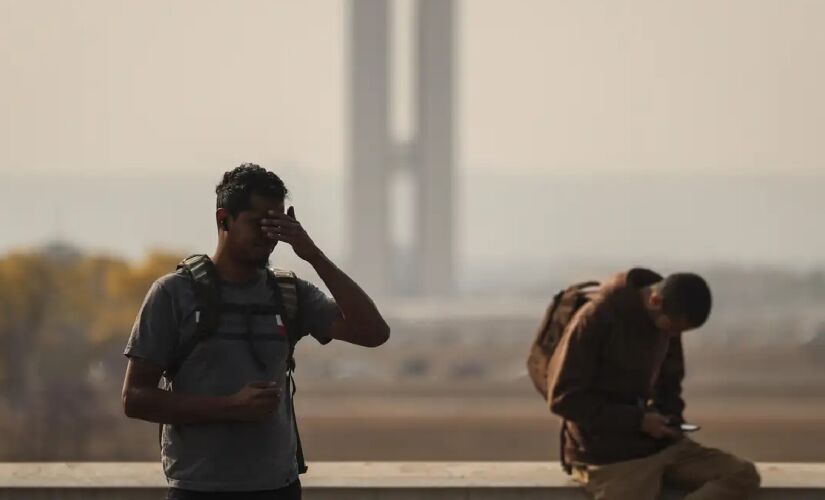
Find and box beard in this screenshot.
[250,240,276,269]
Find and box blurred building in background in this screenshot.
[350,0,456,297]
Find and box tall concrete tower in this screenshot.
[348,0,455,297]
[349,0,392,296]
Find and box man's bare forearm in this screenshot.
[123,387,234,425]
[307,248,390,346]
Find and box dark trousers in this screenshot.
[166,479,301,500]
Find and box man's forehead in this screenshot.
[246,194,284,215]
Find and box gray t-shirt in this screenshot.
[124,268,339,492]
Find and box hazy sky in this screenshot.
[2,1,824,280]
[3,0,825,177]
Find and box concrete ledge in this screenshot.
[1,462,823,499]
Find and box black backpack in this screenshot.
[163,254,309,474]
[526,280,600,473]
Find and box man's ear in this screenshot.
[216,208,231,231]
[649,290,664,310]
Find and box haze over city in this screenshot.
[3,0,824,289]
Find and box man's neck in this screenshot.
[211,247,259,284]
[639,287,660,325]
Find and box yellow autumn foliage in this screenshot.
[0,249,185,384]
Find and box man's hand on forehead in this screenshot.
[261,212,299,237]
[260,206,319,261]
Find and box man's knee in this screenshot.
[730,460,761,493]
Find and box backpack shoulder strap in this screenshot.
[166,254,221,379]
[266,267,309,474]
[159,254,222,451]
[572,280,601,291]
[268,268,300,347]
[270,268,299,320]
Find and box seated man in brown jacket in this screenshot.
[548,268,760,500]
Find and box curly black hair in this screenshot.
[215,163,289,216]
[658,273,713,328]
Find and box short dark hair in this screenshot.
[658,273,712,328]
[216,163,288,216]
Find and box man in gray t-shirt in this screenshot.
[122,164,390,499]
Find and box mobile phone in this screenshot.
[675,423,701,432]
